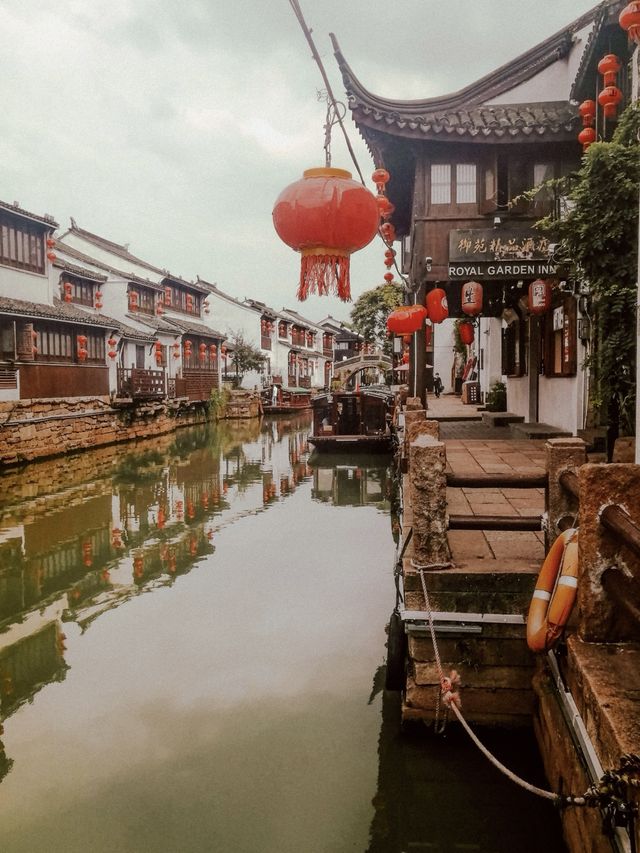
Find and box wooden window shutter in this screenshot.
[17,322,35,361]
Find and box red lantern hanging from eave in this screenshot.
[528,279,552,315]
[598,85,623,118]
[578,100,596,127]
[461,281,483,317]
[272,167,379,302]
[597,54,621,86]
[578,126,597,151]
[458,321,475,346]
[620,1,640,43]
[426,288,449,324]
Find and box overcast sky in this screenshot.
[1,0,597,323]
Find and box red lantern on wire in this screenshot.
[380,222,396,243]
[620,1,640,43]
[458,321,475,346]
[578,100,596,127]
[598,85,623,119]
[461,281,483,317]
[209,343,217,357]
[426,288,449,324]
[272,167,379,302]
[597,54,621,86]
[528,279,552,315]
[578,127,596,151]
[63,282,73,303]
[198,342,207,361]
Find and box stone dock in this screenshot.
[397,393,639,853]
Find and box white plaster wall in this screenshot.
[433,319,456,393]
[486,23,594,106]
[0,265,49,305]
[204,292,260,348]
[62,234,163,283]
[506,376,529,420]
[538,375,580,435]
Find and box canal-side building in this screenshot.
[278,307,332,389]
[333,1,632,435]
[0,200,118,402]
[56,222,226,402]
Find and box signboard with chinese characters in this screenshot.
[448,228,558,280]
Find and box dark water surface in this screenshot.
[0,416,565,852]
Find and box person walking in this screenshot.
[434,373,443,398]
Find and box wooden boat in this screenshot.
[308,388,396,452]
[261,385,313,414]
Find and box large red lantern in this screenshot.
[426,288,449,324]
[528,279,552,315]
[598,85,623,118]
[387,307,422,335]
[461,281,483,317]
[620,1,640,43]
[458,321,475,345]
[272,167,379,302]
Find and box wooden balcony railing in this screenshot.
[117,368,165,399]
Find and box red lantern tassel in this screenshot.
[298,252,351,302]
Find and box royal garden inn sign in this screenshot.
[448,228,558,280]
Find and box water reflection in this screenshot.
[0,415,318,782]
[310,453,392,508]
[0,414,564,853]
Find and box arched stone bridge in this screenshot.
[333,351,392,386]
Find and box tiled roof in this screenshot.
[0,200,58,228]
[570,1,628,102]
[0,296,117,329]
[55,241,165,292]
[52,259,108,283]
[331,4,602,143]
[281,308,323,330]
[165,317,226,339]
[64,222,165,274]
[163,274,209,295]
[0,295,157,340]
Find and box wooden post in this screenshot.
[576,463,640,642]
[408,433,451,566]
[545,438,586,550]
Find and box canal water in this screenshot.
[0,416,566,852]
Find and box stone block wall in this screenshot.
[0,397,208,467]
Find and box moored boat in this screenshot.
[261,385,313,414]
[308,387,396,452]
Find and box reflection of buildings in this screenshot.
[311,457,391,507]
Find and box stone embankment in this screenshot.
[398,394,640,853]
[0,396,208,467]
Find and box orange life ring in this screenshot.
[527,528,579,653]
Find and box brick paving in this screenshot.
[421,394,546,567]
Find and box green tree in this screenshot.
[350,281,404,353]
[226,331,266,385]
[539,103,640,439]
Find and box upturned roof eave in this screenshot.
[330,4,601,118]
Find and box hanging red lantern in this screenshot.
[376,195,395,220]
[402,334,412,345]
[461,281,483,317]
[578,127,597,150]
[387,307,422,335]
[164,286,172,306]
[597,54,621,86]
[95,291,103,310]
[529,279,552,315]
[47,251,56,262]
[63,282,73,303]
[426,288,449,324]
[598,85,623,118]
[198,342,207,361]
[272,167,379,302]
[383,272,394,283]
[578,100,596,127]
[620,1,640,43]
[380,222,396,243]
[209,343,217,356]
[46,237,56,249]
[128,291,138,310]
[372,168,390,192]
[458,321,475,345]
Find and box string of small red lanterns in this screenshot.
[578,99,596,151]
[597,53,623,119]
